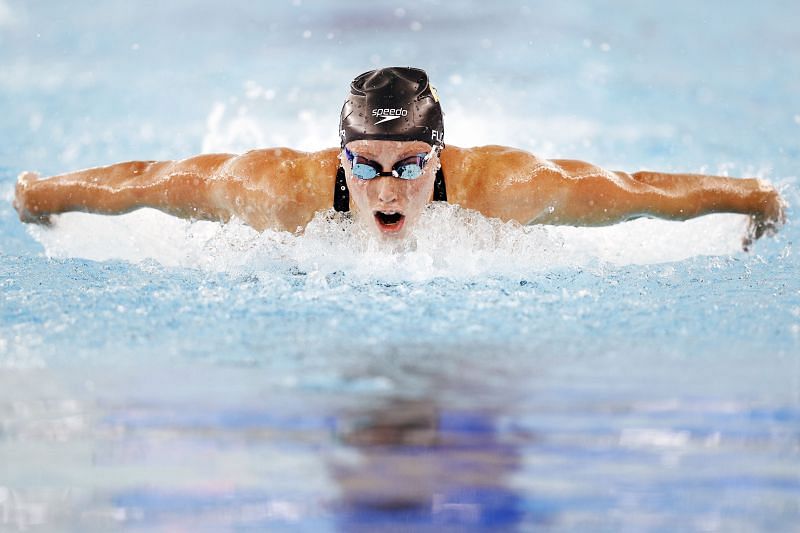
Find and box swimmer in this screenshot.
[13,67,786,250]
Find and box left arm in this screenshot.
[545,160,781,220]
[542,161,785,249]
[455,146,786,249]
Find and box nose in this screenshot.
[376,177,399,205]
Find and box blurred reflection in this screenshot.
[1,367,528,530]
[330,396,524,530]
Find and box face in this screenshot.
[341,140,440,239]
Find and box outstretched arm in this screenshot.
[460,146,786,250]
[14,155,237,224]
[13,148,338,231]
[542,160,785,249]
[544,161,783,223]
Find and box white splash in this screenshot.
[201,100,338,154]
[27,203,749,280]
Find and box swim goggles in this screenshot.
[344,146,438,180]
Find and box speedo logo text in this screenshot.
[372,108,407,125]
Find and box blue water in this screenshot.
[2,1,799,531]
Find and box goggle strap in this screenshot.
[334,166,350,212]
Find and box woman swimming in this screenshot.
[13,67,785,250]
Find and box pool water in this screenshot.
[1,1,799,531]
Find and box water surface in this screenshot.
[1,0,799,530]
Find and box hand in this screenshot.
[13,171,52,225]
[742,183,786,252]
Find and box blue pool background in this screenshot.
[1,1,799,531]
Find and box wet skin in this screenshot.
[341,140,440,239]
[14,141,786,249]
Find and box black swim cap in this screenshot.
[339,67,444,148]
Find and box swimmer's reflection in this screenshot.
[329,397,523,529]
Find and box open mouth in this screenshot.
[374,211,406,233]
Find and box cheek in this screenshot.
[345,177,373,208]
[403,182,425,202]
[403,177,434,206]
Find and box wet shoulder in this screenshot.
[227,147,338,184]
[440,145,553,208]
[221,147,339,227]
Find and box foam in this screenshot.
[27,204,749,280]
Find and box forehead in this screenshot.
[345,139,432,158]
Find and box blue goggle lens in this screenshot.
[396,160,424,179]
[352,162,383,180]
[346,149,429,180]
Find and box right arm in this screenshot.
[14,154,238,224]
[13,148,338,231]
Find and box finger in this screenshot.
[754,222,766,241]
[762,222,778,239]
